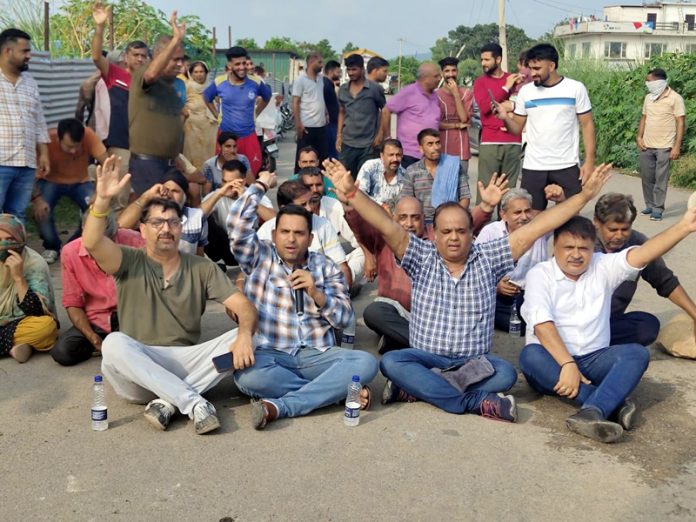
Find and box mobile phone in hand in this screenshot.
[212,352,234,373]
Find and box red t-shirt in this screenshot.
[472,73,522,145]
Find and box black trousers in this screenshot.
[294,126,329,173]
[363,301,410,353]
[51,325,108,366]
[204,216,238,266]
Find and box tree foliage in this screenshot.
[235,37,259,50]
[389,55,421,87]
[264,36,338,60]
[562,52,696,188]
[0,0,212,61]
[342,41,359,55]
[431,23,534,70]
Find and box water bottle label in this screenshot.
[91,408,108,421]
[341,334,355,345]
[344,406,359,419]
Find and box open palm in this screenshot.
[322,158,354,195]
[93,2,110,25]
[96,156,130,199]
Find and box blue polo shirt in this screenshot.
[204,75,271,137]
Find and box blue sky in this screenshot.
[136,0,613,58]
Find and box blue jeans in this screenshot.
[610,312,660,346]
[233,346,378,418]
[0,166,36,223]
[36,179,93,251]
[519,343,649,418]
[379,349,518,414]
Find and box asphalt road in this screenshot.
[2,137,696,521]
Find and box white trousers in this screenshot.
[101,329,238,417]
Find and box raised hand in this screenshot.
[544,184,565,203]
[478,172,509,211]
[322,158,354,196]
[257,171,277,189]
[580,163,612,201]
[169,11,186,41]
[93,2,110,26]
[95,155,131,200]
[220,179,246,199]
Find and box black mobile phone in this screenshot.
[212,352,234,373]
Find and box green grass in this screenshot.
[25,197,82,241]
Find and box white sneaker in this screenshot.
[41,250,58,264]
[144,399,176,430]
[193,401,220,434]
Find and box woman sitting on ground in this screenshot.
[0,214,58,362]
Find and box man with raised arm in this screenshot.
[520,207,696,443]
[323,158,612,422]
[82,156,258,435]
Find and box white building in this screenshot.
[553,2,696,65]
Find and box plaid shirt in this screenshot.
[400,235,513,357]
[0,71,49,168]
[227,185,354,354]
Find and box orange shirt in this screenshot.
[46,127,106,184]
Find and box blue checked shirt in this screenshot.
[227,185,354,354]
[400,235,514,357]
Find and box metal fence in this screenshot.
[31,52,97,128]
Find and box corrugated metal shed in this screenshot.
[30,52,97,128]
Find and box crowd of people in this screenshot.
[0,5,694,443]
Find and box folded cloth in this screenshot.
[657,313,696,359]
[431,154,460,208]
[431,355,495,393]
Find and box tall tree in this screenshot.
[390,55,421,87]
[430,23,534,70]
[342,41,359,55]
[298,38,338,61]
[264,36,300,54]
[235,37,259,50]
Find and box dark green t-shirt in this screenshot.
[114,247,236,346]
[128,67,184,158]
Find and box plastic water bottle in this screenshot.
[509,298,522,337]
[341,317,356,350]
[91,375,108,431]
[344,375,361,427]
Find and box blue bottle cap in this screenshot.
[352,375,360,382]
[94,375,103,383]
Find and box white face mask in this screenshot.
[645,79,668,101]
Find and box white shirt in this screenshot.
[178,207,208,255]
[203,192,273,235]
[257,214,346,266]
[521,250,642,357]
[356,158,406,206]
[475,220,549,288]
[292,73,327,127]
[319,196,359,249]
[514,77,591,171]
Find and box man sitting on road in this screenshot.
[201,159,275,271]
[118,170,208,256]
[520,208,696,442]
[593,192,696,346]
[355,138,406,212]
[83,156,258,435]
[52,212,144,366]
[346,174,509,353]
[323,158,612,422]
[227,171,378,430]
[201,132,253,193]
[474,185,564,333]
[399,128,471,223]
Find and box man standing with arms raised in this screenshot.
[473,43,522,199]
[128,12,187,196]
[91,2,148,211]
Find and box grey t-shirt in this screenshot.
[338,79,386,148]
[114,247,236,346]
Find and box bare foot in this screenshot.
[9,344,32,363]
[360,386,372,410]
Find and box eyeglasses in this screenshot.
[145,218,182,229]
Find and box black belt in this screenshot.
[131,153,177,166]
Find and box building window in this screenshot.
[604,41,627,58]
[644,42,666,58]
[568,43,577,58]
[582,42,591,58]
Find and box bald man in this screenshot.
[380,63,442,168]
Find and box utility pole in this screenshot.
[43,1,49,52]
[498,0,508,71]
[397,37,404,90]
[228,26,231,47]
